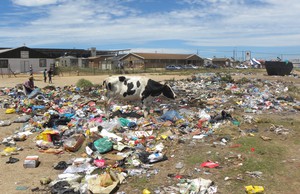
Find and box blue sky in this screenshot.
[1,0,300,60]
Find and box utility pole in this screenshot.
[233,49,235,60]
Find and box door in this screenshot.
[20,60,29,73]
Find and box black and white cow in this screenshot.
[102,75,177,116]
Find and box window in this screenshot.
[39,59,46,67]
[20,51,29,58]
[0,60,8,68]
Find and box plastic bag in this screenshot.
[5,108,16,114]
[200,161,220,168]
[93,138,113,154]
[100,119,120,131]
[0,120,12,126]
[160,110,183,122]
[245,185,264,194]
[28,88,41,99]
[100,172,113,187]
[118,117,130,127]
[13,115,32,123]
[198,110,211,121]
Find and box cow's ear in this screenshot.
[119,76,126,82]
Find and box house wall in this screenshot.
[0,58,54,74]
[120,54,204,68]
[0,47,55,74]
[147,59,186,68]
[203,59,213,66]
[89,59,101,69]
[100,61,112,70]
[121,55,144,69]
[212,59,231,67]
[186,56,204,66]
[78,58,89,68]
[56,57,79,67]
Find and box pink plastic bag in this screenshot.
[94,159,106,168]
[200,161,220,168]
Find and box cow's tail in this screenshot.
[101,80,109,100]
[102,79,111,119]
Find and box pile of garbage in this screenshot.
[0,73,298,193]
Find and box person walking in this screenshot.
[47,68,53,83]
[43,69,47,83]
[29,65,33,76]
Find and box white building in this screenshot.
[0,46,55,74]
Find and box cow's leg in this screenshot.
[105,98,111,119]
[103,95,113,120]
[143,103,148,118]
[142,97,154,118]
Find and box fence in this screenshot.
[55,66,167,76]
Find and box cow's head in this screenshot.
[162,84,177,99]
[103,80,112,91]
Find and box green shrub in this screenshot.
[76,78,94,88]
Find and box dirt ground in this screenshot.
[0,70,299,194]
[0,73,190,88]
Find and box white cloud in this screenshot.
[1,0,300,52]
[12,0,59,7]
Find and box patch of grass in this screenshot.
[288,85,299,93]
[287,85,300,99]
[129,176,149,190]
[214,125,240,138]
[235,77,251,84]
[184,153,206,166]
[255,117,273,123]
[294,138,300,145]
[219,135,290,193]
[236,137,285,173]
[220,74,234,83]
[256,115,298,131]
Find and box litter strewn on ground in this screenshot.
[0,72,299,193]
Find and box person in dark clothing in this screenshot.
[29,65,33,76]
[43,69,47,83]
[23,76,35,95]
[47,68,53,83]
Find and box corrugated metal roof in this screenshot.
[0,48,13,54]
[212,58,230,61]
[88,56,101,60]
[127,52,198,60]
[58,56,77,59]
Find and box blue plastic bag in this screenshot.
[160,110,183,122]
